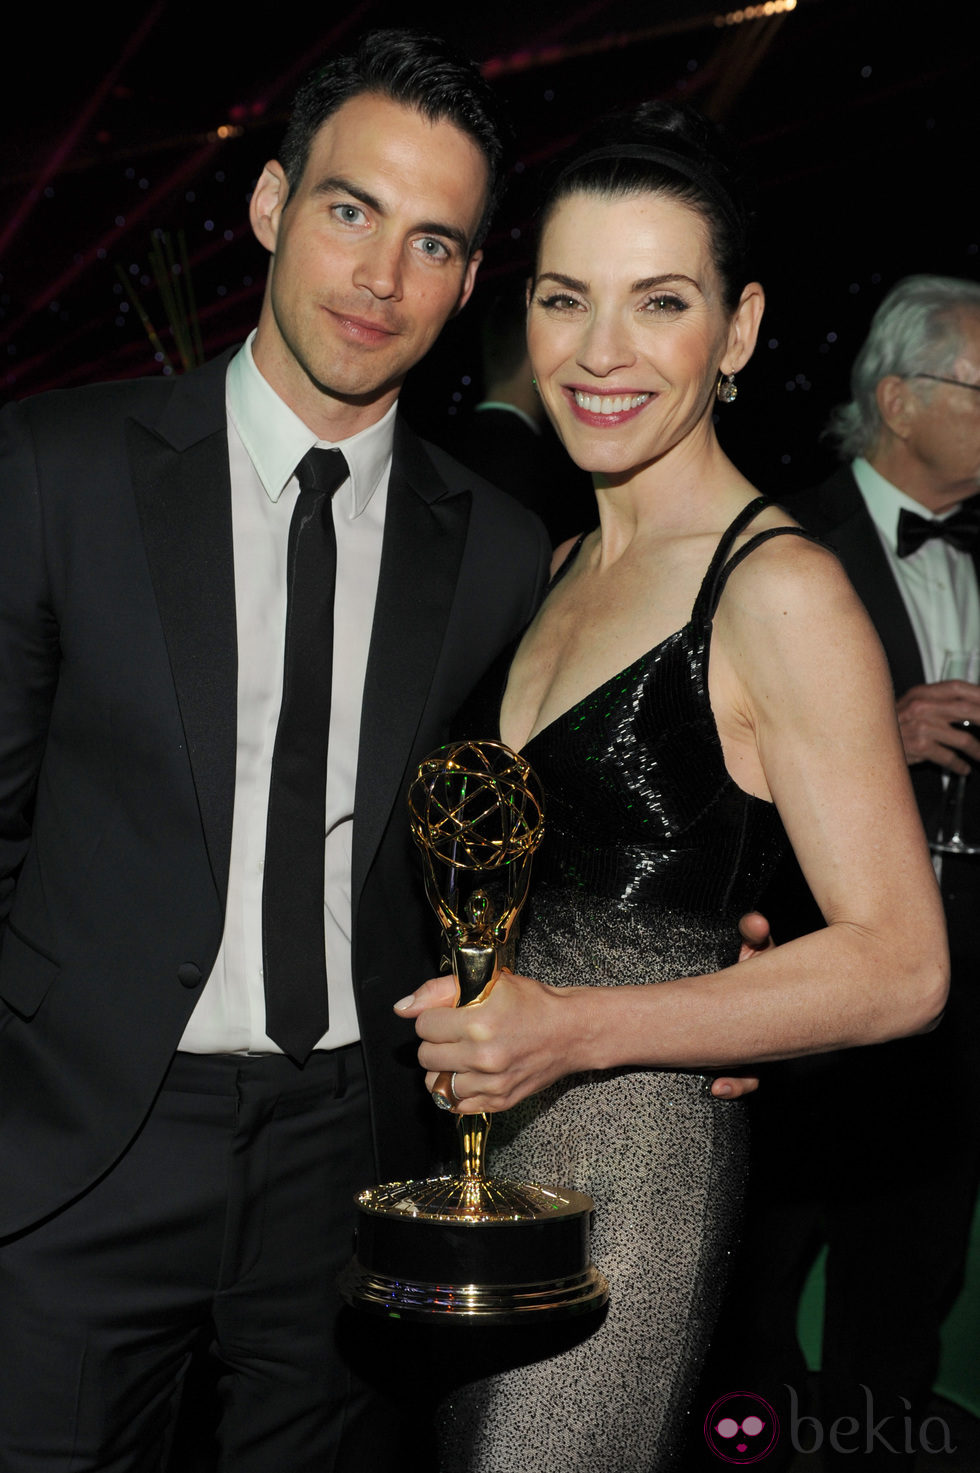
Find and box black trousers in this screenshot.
[0,1046,414,1472]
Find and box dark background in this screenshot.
[1,0,975,496]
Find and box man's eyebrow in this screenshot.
[414,219,470,255]
[311,175,470,255]
[311,175,385,214]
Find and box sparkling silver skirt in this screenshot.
[437,887,750,1472]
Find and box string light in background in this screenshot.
[716,0,797,24]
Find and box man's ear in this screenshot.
[876,376,914,439]
[453,249,483,318]
[249,160,289,253]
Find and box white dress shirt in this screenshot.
[852,456,980,683]
[179,334,392,1053]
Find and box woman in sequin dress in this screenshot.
[396,104,946,1472]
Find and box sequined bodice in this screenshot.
[461,499,810,920]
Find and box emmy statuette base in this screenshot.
[340,1175,610,1324]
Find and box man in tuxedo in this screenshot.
[716,274,980,1463]
[0,31,552,1470]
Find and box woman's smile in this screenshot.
[567,388,652,423]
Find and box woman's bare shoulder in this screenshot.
[722,510,853,618]
[713,516,888,722]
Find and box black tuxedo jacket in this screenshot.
[784,465,980,959]
[0,351,550,1236]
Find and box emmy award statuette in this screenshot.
[340,740,608,1322]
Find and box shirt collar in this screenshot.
[852,456,964,552]
[227,331,396,516]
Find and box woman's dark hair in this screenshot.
[278,30,511,253]
[537,101,753,310]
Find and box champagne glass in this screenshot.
[930,649,980,855]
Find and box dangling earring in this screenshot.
[716,371,738,404]
[531,377,539,393]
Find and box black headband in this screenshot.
[551,143,744,240]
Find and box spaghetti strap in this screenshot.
[691,497,767,622]
[692,499,825,622]
[706,526,827,620]
[546,529,590,594]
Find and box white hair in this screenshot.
[826,274,980,458]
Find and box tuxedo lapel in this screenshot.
[797,466,926,696]
[127,353,238,901]
[352,422,471,907]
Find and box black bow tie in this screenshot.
[896,503,980,559]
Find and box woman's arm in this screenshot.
[398,537,948,1114]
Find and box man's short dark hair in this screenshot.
[278,29,511,252]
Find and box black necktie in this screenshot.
[262,447,348,1062]
[896,503,980,559]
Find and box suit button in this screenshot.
[177,963,202,989]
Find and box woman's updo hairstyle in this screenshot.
[536,101,753,312]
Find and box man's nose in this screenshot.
[352,236,403,301]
